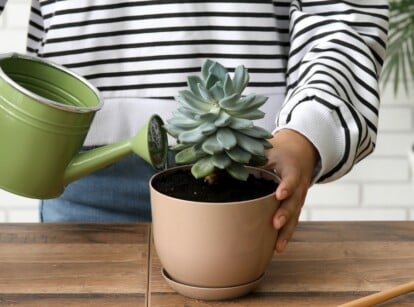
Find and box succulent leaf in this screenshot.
[249,155,268,166]
[214,110,232,127]
[225,146,252,164]
[226,162,249,181]
[170,142,192,151]
[238,126,273,139]
[262,139,273,149]
[178,122,216,143]
[209,82,225,101]
[195,112,219,122]
[229,109,265,120]
[234,132,265,156]
[209,61,228,81]
[177,90,210,113]
[229,118,254,129]
[223,74,235,96]
[187,76,203,97]
[167,114,200,129]
[212,153,232,169]
[249,95,269,109]
[201,135,224,155]
[175,145,207,164]
[163,123,185,138]
[192,157,215,179]
[177,106,198,118]
[206,74,220,89]
[222,93,265,113]
[232,65,249,95]
[197,83,215,102]
[202,59,215,80]
[196,105,220,122]
[218,93,241,110]
[217,128,237,150]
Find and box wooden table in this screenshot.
[0,222,413,306]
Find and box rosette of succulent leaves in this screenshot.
[164,59,273,183]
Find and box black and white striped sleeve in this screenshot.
[0,0,7,13]
[276,0,389,183]
[26,0,44,56]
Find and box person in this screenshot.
[0,1,389,253]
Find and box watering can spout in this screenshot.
[63,114,168,186]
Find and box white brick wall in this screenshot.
[0,1,413,222]
[0,0,39,222]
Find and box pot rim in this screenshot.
[150,164,280,205]
[0,52,102,113]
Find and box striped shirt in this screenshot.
[0,0,389,183]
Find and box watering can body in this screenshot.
[0,53,168,199]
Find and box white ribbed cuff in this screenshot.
[275,99,347,183]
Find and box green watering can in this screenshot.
[0,53,168,199]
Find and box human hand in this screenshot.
[264,128,319,253]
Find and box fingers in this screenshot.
[275,173,294,201]
[272,172,307,253]
[274,202,300,253]
[265,129,318,253]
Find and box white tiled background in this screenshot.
[1,0,413,222]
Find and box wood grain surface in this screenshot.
[149,222,414,306]
[0,222,413,306]
[0,223,150,306]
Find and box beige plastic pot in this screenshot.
[150,165,279,294]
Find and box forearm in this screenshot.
[277,0,389,183]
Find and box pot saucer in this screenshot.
[161,268,264,301]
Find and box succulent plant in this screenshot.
[164,59,273,181]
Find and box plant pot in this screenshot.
[149,165,280,300]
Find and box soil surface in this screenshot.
[152,169,277,202]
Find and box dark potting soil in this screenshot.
[152,169,277,202]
